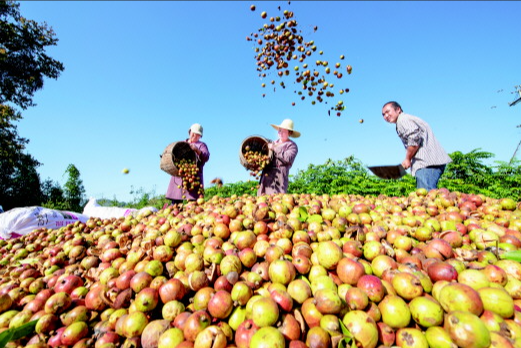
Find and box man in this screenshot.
[382,101,451,191]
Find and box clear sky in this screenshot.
[15,1,521,204]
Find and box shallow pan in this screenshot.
[368,164,406,180]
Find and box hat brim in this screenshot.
[189,129,203,137]
[270,124,301,138]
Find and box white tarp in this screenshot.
[82,197,158,219]
[0,206,89,240]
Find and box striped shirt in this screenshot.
[396,113,452,176]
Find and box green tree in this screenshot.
[62,164,86,212]
[288,156,415,196]
[205,180,259,199]
[442,149,493,186]
[40,178,66,210]
[0,104,42,210]
[0,0,65,210]
[0,0,64,109]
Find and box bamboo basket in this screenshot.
[239,135,273,170]
[160,141,196,176]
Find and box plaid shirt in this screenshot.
[396,113,452,176]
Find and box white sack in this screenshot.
[82,197,158,219]
[0,206,89,240]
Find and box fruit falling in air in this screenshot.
[359,119,364,123]
[122,168,130,174]
[174,158,204,196]
[247,3,352,116]
[250,4,256,11]
[243,149,271,179]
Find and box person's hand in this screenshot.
[401,158,411,169]
[190,144,200,155]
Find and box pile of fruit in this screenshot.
[247,4,351,116]
[174,158,203,197]
[1,189,521,348]
[243,146,272,179]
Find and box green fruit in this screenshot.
[444,311,491,348]
[316,241,343,270]
[342,310,378,348]
[425,326,456,348]
[478,287,515,318]
[250,327,285,348]
[158,328,184,348]
[396,328,429,348]
[251,297,279,327]
[409,296,444,328]
[378,295,411,329]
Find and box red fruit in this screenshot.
[60,321,89,346]
[207,290,234,319]
[54,275,84,295]
[235,319,259,348]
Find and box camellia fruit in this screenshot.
[342,310,378,348]
[250,326,285,348]
[444,310,491,348]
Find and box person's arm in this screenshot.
[396,117,422,169]
[190,142,209,164]
[402,145,419,169]
[196,143,210,164]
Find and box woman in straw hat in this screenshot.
[258,119,300,196]
[166,123,210,205]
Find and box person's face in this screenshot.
[382,104,401,123]
[189,131,201,143]
[278,128,290,141]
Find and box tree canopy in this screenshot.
[0,104,42,210]
[0,1,65,210]
[0,0,64,109]
[62,164,86,212]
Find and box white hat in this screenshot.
[270,119,301,138]
[189,123,203,137]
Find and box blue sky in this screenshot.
[15,1,521,204]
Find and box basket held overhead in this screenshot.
[239,135,273,171]
[160,141,197,176]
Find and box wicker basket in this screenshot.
[239,135,273,170]
[160,141,196,176]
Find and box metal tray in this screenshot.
[368,164,406,180]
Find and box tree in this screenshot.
[0,104,42,210]
[442,149,494,188]
[40,178,66,209]
[0,0,65,109]
[0,1,65,210]
[62,164,86,212]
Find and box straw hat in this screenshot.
[189,123,203,137]
[270,119,301,138]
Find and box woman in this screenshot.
[166,123,210,205]
[257,119,300,196]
